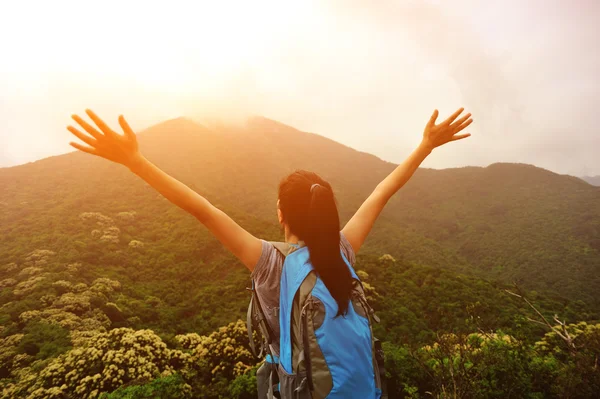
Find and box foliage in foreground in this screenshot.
[386,322,600,398]
[2,319,598,398]
[1,248,598,398]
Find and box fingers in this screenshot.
[453,118,473,133]
[118,115,136,140]
[72,114,104,141]
[451,113,471,129]
[86,109,117,139]
[450,133,471,142]
[67,125,98,148]
[428,109,439,126]
[441,107,465,126]
[70,141,99,156]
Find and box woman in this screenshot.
[67,108,472,395]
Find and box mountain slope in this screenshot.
[1,116,599,309]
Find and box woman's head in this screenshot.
[278,170,353,316]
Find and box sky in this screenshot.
[1,0,598,176]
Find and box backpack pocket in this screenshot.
[278,363,311,399]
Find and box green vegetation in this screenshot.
[101,374,191,399]
[0,248,597,398]
[2,117,599,308]
[384,322,600,398]
[16,321,71,361]
[1,117,599,397]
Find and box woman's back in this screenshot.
[66,107,472,398]
[250,234,356,357]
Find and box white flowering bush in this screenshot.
[98,227,121,244]
[52,293,92,315]
[0,278,17,289]
[176,320,254,382]
[8,328,189,399]
[39,295,57,307]
[100,235,119,244]
[356,270,369,281]
[18,310,44,324]
[65,263,81,274]
[18,267,43,277]
[13,277,46,297]
[24,250,56,266]
[0,334,24,378]
[116,211,136,222]
[378,254,396,264]
[91,278,121,295]
[128,240,144,249]
[1,263,18,273]
[73,283,89,293]
[79,212,114,227]
[0,251,262,398]
[103,227,120,236]
[79,212,122,244]
[355,270,379,302]
[18,308,110,335]
[1,317,259,398]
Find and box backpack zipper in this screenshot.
[353,290,384,392]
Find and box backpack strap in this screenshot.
[247,279,276,358]
[353,280,387,398]
[249,241,306,398]
[246,286,257,355]
[248,241,298,357]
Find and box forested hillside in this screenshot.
[1,117,599,397]
[2,117,599,306]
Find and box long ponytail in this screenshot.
[278,171,353,316]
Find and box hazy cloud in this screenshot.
[0,0,598,175]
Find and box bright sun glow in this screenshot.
[2,0,596,176]
[0,0,313,92]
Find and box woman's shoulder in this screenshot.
[251,240,286,283]
[339,232,356,266]
[252,234,355,282]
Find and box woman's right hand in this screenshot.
[67,109,143,168]
[67,109,263,270]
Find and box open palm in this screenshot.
[422,108,473,150]
[67,110,141,167]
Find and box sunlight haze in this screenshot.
[1,0,598,176]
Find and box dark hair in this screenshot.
[278,170,353,316]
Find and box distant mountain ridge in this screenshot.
[581,175,600,186]
[1,116,599,310]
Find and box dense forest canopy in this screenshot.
[1,117,599,398]
[2,117,599,306]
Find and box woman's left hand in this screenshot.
[421,108,473,151]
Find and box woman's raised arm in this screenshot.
[342,108,473,254]
[67,109,262,270]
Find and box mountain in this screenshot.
[2,116,600,398]
[1,116,599,313]
[582,175,600,186]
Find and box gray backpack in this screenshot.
[247,242,387,398]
